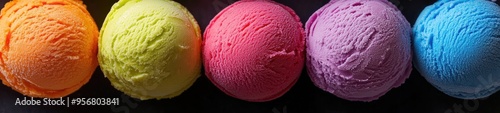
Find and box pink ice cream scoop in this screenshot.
[305,0,412,102]
[203,0,305,102]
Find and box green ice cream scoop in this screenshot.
[98,0,201,100]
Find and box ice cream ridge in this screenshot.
[99,0,202,100]
[305,0,412,101]
[0,0,99,98]
[413,0,500,99]
[203,0,305,102]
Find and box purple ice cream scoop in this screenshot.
[305,0,412,102]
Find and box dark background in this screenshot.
[1,0,500,113]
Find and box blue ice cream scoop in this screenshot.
[413,0,500,99]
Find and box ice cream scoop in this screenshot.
[0,0,98,98]
[203,0,305,102]
[305,0,412,102]
[413,0,500,99]
[98,0,202,100]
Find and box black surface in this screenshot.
[1,0,500,113]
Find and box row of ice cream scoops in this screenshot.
[0,0,499,102]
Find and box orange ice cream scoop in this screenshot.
[0,0,98,98]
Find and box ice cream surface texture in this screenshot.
[305,0,412,102]
[413,0,500,99]
[0,0,98,98]
[203,0,305,102]
[99,0,201,100]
